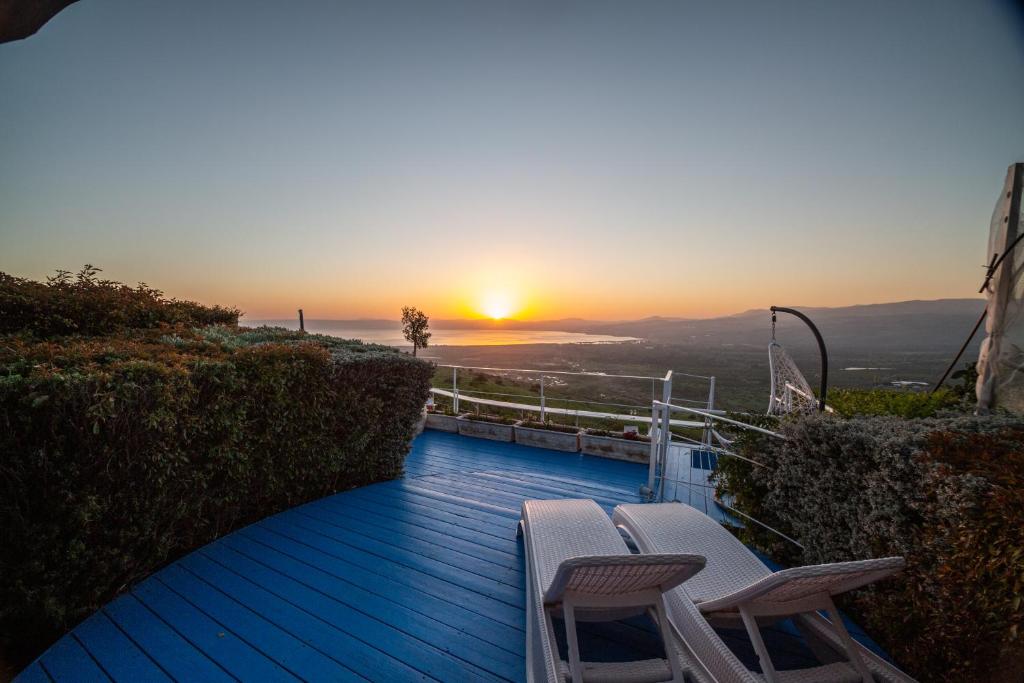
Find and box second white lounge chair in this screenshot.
[613,502,915,683]
[519,498,712,683]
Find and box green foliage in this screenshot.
[0,325,432,667]
[715,413,1024,681]
[461,413,517,425]
[948,361,979,401]
[827,387,960,418]
[0,266,239,336]
[584,428,651,442]
[517,420,581,434]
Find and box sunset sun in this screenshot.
[481,291,515,320]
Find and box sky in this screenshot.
[2,1,1023,321]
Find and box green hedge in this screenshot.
[0,326,432,666]
[0,266,239,336]
[826,387,961,418]
[715,413,1024,681]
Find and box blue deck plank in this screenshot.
[100,594,234,682]
[312,495,520,558]
[16,429,896,682]
[13,663,51,683]
[216,532,524,648]
[39,636,109,682]
[131,577,297,681]
[176,552,411,679]
[155,564,365,682]
[191,543,520,681]
[72,611,172,682]
[261,513,524,605]
[290,505,524,582]
[239,524,525,631]
[336,486,517,538]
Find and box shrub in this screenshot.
[715,413,1024,681]
[827,387,960,418]
[0,326,432,666]
[461,413,517,425]
[0,266,239,336]
[584,428,651,442]
[517,420,581,433]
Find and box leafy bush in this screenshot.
[827,387,960,418]
[0,325,432,666]
[0,266,239,336]
[461,413,517,425]
[715,413,1024,681]
[517,420,581,433]
[584,428,651,442]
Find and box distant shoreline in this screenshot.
[242,319,639,347]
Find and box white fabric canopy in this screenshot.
[976,163,1024,414]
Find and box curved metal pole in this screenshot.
[771,306,828,412]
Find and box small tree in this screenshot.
[401,306,431,357]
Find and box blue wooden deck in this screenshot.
[16,430,885,682]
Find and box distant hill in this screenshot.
[247,298,987,357]
[444,299,986,356]
[579,299,987,354]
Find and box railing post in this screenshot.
[539,376,546,422]
[658,403,671,498]
[452,367,459,414]
[702,376,716,447]
[646,401,661,498]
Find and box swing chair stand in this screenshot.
[771,306,829,413]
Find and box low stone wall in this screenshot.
[579,433,650,463]
[456,416,515,442]
[424,412,459,433]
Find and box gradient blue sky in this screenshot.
[2,1,1023,319]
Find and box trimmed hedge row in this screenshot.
[0,266,239,336]
[0,326,432,666]
[715,413,1024,682]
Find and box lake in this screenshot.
[243,319,638,347]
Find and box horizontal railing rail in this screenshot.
[429,387,708,428]
[645,399,804,549]
[430,364,719,427]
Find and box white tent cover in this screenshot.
[976,163,1024,413]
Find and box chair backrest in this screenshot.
[544,553,705,604]
[696,557,906,615]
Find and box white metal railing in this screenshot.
[643,399,803,546]
[430,365,719,429]
[646,399,785,493]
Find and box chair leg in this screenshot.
[824,599,873,682]
[653,602,686,682]
[564,600,584,683]
[739,605,779,683]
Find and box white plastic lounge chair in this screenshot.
[518,498,712,683]
[613,503,916,683]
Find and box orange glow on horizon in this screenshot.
[479,290,517,320]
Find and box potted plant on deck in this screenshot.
[513,419,582,452]
[456,413,517,441]
[579,426,651,463]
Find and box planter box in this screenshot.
[579,433,651,463]
[456,416,515,442]
[514,422,581,452]
[424,412,460,433]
